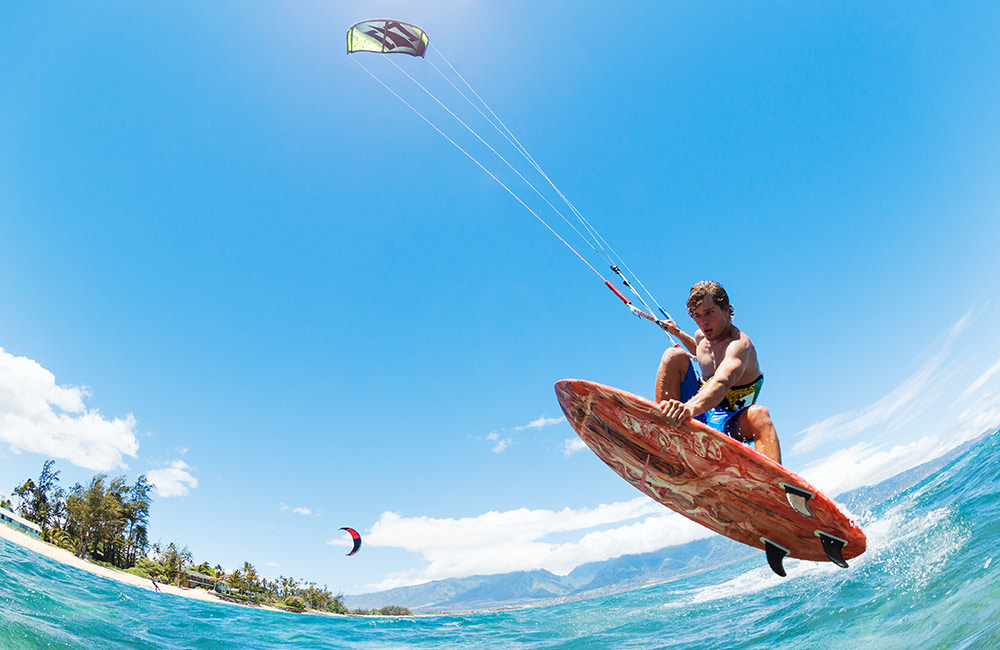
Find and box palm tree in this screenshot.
[212,564,227,591]
[229,568,244,594]
[241,561,260,600]
[192,561,214,576]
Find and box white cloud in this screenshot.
[359,498,709,591]
[792,344,950,455]
[799,437,940,497]
[790,309,998,456]
[954,355,1000,405]
[562,437,588,457]
[293,507,312,516]
[147,460,198,497]
[486,432,512,453]
[0,347,140,471]
[481,415,566,454]
[515,416,564,432]
[789,307,1000,496]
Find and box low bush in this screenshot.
[125,567,151,579]
[284,595,307,610]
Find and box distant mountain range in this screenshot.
[345,428,997,613]
[344,535,754,613]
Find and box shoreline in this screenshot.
[0,523,453,618]
[0,524,290,614]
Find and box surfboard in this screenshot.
[555,379,866,576]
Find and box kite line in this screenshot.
[346,19,678,342]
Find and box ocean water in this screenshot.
[2,431,999,649]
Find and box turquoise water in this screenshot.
[2,431,999,649]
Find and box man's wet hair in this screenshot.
[687,281,734,317]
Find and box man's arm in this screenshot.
[685,347,747,415]
[659,320,697,355]
[659,339,749,425]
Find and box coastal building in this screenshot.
[0,507,43,539]
[183,568,215,590]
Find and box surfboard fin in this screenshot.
[763,539,788,577]
[781,484,815,518]
[819,532,849,568]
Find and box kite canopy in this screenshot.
[347,20,428,58]
[340,527,362,556]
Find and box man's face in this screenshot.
[689,296,730,341]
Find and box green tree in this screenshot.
[157,542,193,586]
[260,577,277,602]
[120,475,153,567]
[65,474,123,559]
[192,561,214,576]
[329,593,348,615]
[240,561,261,601]
[134,558,164,579]
[49,486,67,530]
[300,581,335,611]
[12,479,35,516]
[49,528,75,551]
[101,475,130,566]
[13,460,61,531]
[59,473,152,569]
[230,568,244,592]
[213,564,227,590]
[278,575,299,600]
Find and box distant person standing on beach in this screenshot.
[151,577,161,592]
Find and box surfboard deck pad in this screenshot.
[555,379,865,573]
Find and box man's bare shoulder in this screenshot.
[727,327,762,379]
[723,326,754,357]
[734,326,754,347]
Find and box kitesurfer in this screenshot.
[655,281,781,463]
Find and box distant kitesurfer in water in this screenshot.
[151,577,161,592]
[655,281,782,463]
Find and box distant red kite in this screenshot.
[340,527,362,556]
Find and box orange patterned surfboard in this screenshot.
[555,379,866,575]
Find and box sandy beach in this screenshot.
[0,524,441,619]
[0,523,279,611]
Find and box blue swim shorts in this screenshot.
[679,360,748,440]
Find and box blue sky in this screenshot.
[1,1,999,592]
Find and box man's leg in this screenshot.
[655,347,693,403]
[734,405,782,464]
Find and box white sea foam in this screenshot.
[865,503,971,591]
[664,555,845,608]
[665,563,818,607]
[663,491,971,608]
